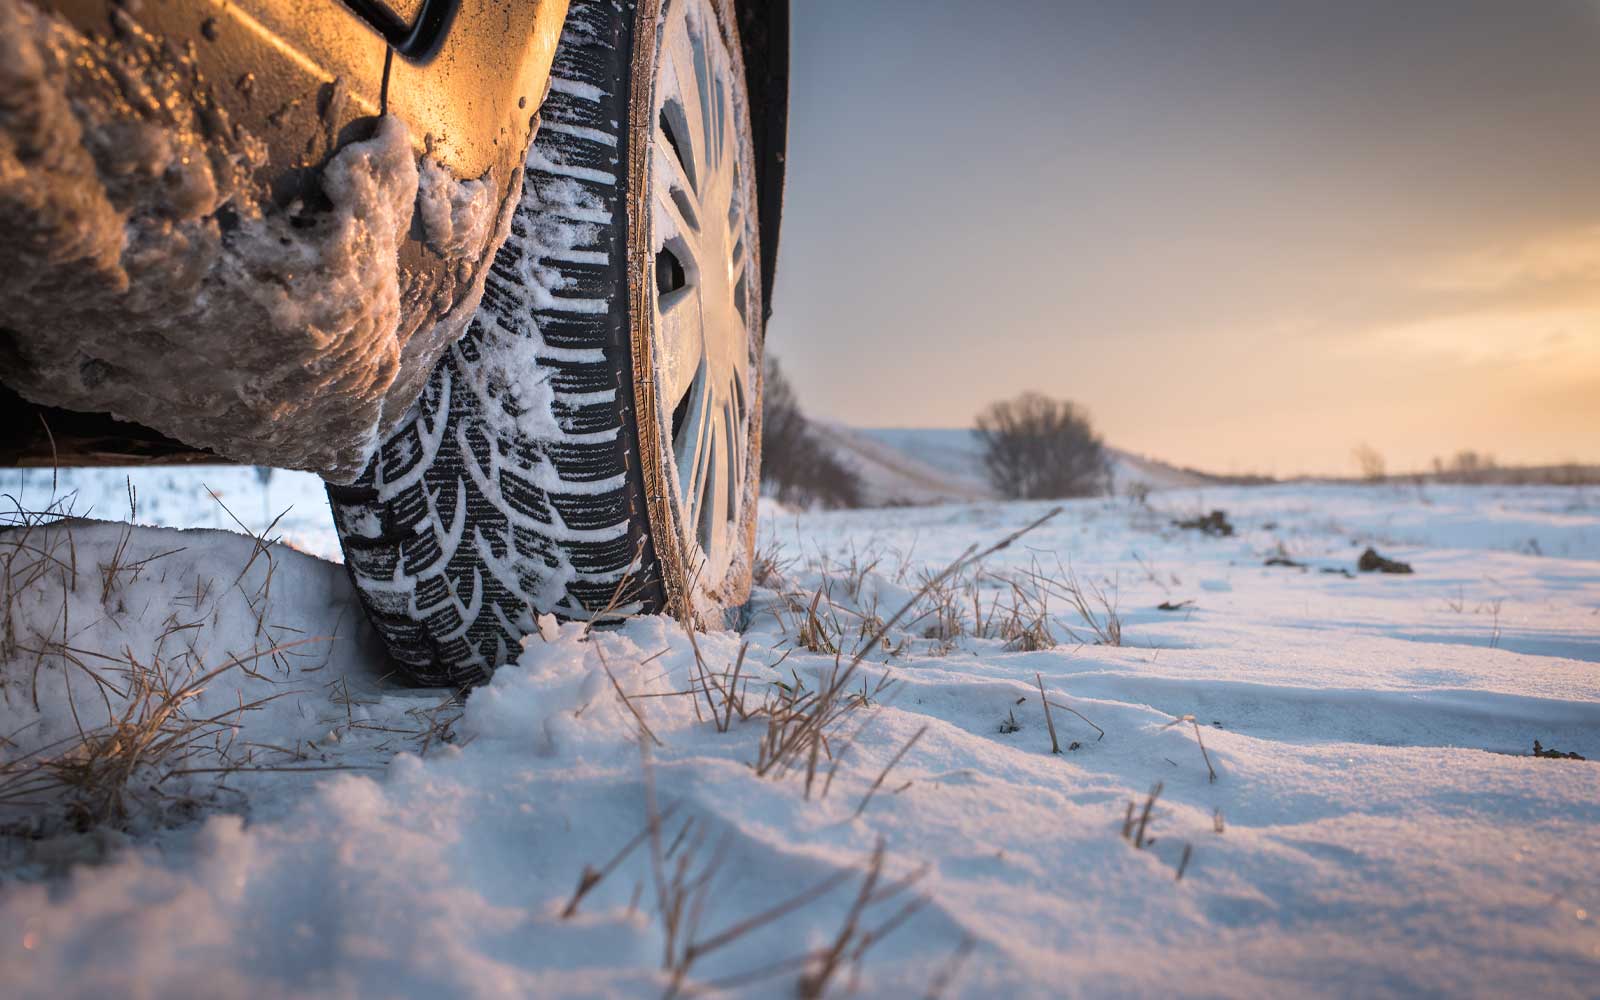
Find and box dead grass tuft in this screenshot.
[962,567,1059,652]
[750,536,793,590]
[1120,782,1163,849]
[789,586,843,657]
[0,642,304,828]
[1042,559,1123,647]
[667,508,1069,806]
[576,746,932,996]
[1,482,343,832]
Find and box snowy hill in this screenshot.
[812,422,1211,506]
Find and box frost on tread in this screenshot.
[330,0,663,684]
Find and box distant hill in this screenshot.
[809,423,1215,507]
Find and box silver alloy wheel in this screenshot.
[647,0,759,603]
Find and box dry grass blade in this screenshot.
[1192,719,1218,782]
[564,801,682,919]
[1120,782,1163,849]
[679,866,856,970]
[1035,673,1061,754]
[580,537,650,640]
[719,642,749,732]
[593,643,663,747]
[749,508,1063,796]
[796,839,926,998]
[693,839,929,997]
[853,725,927,818]
[1162,714,1218,782]
[164,764,382,775]
[1045,698,1105,742]
[1176,842,1194,881]
[924,935,977,999]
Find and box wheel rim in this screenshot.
[648,0,757,597]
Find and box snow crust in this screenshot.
[1,476,1597,996]
[416,160,496,261]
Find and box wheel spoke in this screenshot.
[665,26,713,190]
[657,286,704,407]
[658,100,700,197]
[653,174,700,242]
[712,76,729,183]
[692,37,715,180]
[654,120,702,227]
[678,373,715,534]
[729,238,747,296]
[706,396,730,544]
[729,365,747,490]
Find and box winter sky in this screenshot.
[765,0,1600,476]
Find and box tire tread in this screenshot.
[328,0,663,686]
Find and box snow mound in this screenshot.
[0,519,388,842]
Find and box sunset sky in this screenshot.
[764,0,1600,476]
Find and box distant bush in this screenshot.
[1352,443,1387,482]
[1430,450,1496,483]
[1421,452,1598,486]
[760,357,863,509]
[974,393,1108,499]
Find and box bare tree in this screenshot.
[974,393,1108,499]
[760,357,863,509]
[1448,450,1496,482]
[1352,443,1387,482]
[1429,450,1496,483]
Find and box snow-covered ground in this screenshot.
[2,468,1597,997]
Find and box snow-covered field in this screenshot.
[2,467,1597,997]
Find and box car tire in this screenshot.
[327,0,764,686]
